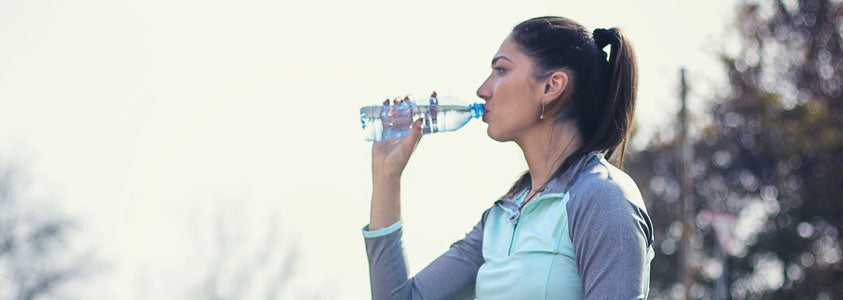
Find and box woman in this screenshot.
[363,16,654,299]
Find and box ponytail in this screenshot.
[587,27,638,166]
[503,18,638,199]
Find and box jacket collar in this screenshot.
[542,151,602,195]
[494,151,603,222]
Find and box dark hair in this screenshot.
[504,16,638,197]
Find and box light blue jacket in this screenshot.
[363,152,654,299]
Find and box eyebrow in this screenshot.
[491,56,513,65]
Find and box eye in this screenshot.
[494,66,506,74]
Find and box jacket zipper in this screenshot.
[504,192,567,256]
[506,192,543,256]
[508,220,518,256]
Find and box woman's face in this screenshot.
[476,35,545,142]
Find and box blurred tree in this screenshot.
[627,0,843,298]
[0,160,92,300]
[195,213,299,300]
[191,206,334,300]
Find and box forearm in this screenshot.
[369,174,401,230]
[362,208,490,300]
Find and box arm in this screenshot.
[363,209,490,300]
[369,174,402,231]
[369,96,422,231]
[366,94,487,299]
[567,177,654,299]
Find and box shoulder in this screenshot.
[568,156,646,215]
[566,156,653,244]
[564,156,655,299]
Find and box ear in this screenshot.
[542,71,569,105]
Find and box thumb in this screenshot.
[402,118,424,152]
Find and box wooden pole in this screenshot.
[678,67,694,298]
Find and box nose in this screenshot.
[476,76,491,102]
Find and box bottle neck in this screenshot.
[469,103,485,118]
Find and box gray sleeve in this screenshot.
[364,208,490,300]
[567,176,654,299]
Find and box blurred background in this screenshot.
[0,0,840,299]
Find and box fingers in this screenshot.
[404,118,423,151]
[385,96,414,106]
[411,118,422,131]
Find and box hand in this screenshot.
[372,96,424,178]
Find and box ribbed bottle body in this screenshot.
[360,97,483,141]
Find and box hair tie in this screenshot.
[593,28,613,49]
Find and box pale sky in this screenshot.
[0,0,737,298]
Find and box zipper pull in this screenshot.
[508,210,521,223]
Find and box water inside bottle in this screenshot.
[360,102,477,141]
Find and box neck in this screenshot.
[515,120,582,194]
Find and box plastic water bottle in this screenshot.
[360,95,484,141]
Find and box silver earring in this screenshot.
[539,99,546,120]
